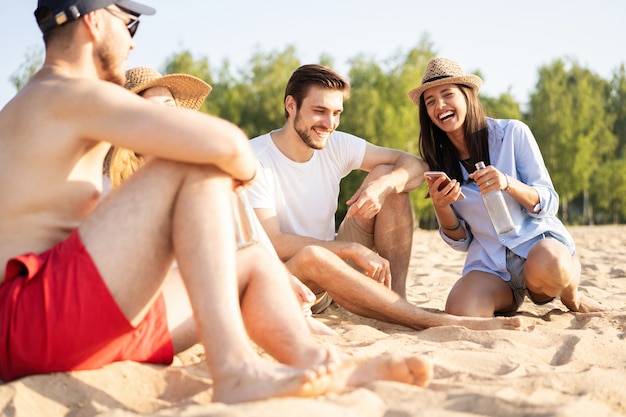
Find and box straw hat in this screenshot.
[124,67,212,110]
[407,58,482,106]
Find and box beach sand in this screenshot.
[2,225,625,417]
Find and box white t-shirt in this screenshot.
[247,131,366,241]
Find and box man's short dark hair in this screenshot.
[283,64,351,119]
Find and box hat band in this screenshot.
[423,75,453,84]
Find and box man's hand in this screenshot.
[288,274,316,308]
[350,244,392,289]
[345,181,390,220]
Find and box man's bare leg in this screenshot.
[233,245,338,367]
[80,159,330,403]
[372,191,413,298]
[350,167,414,298]
[288,245,523,331]
[161,246,435,402]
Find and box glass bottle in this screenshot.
[475,161,514,234]
[232,188,259,249]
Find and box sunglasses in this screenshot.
[104,7,140,38]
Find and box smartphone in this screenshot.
[424,171,466,200]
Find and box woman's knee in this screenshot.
[445,272,513,317]
[525,240,573,290]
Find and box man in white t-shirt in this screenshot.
[247,64,523,331]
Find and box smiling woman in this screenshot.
[411,57,607,319]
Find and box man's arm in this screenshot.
[346,143,428,219]
[360,143,428,191]
[74,79,257,182]
[254,207,370,262]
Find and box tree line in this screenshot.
[11,37,626,228]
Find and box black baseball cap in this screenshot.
[35,0,155,33]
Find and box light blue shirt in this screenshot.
[441,118,575,282]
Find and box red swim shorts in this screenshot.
[0,229,174,382]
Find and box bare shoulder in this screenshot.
[2,73,139,144]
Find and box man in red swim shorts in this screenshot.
[0,0,434,404]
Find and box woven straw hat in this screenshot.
[407,58,482,106]
[124,67,212,110]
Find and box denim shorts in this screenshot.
[506,232,563,309]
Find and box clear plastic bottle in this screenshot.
[475,161,514,234]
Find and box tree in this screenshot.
[609,64,626,157]
[527,59,616,223]
[10,46,44,91]
[481,91,522,121]
[236,45,301,137]
[591,159,626,223]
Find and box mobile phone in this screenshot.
[424,171,466,200]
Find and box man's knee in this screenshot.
[289,245,337,275]
[294,245,330,265]
[383,191,411,212]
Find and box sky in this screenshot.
[1,1,624,108]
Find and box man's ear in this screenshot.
[81,10,104,41]
[285,95,296,116]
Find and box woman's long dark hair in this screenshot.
[418,84,490,182]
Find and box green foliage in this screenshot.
[16,37,624,226]
[610,64,626,157]
[481,91,522,120]
[527,59,617,223]
[236,45,302,137]
[153,46,626,227]
[10,46,44,91]
[591,159,626,223]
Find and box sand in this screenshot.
[2,225,625,417]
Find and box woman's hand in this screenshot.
[424,173,464,209]
[470,165,507,194]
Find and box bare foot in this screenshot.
[561,291,608,313]
[305,315,338,335]
[453,315,524,331]
[211,359,330,404]
[322,353,433,392]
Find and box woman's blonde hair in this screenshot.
[103,147,145,189]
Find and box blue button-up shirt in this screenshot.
[441,118,575,282]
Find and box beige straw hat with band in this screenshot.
[124,67,212,110]
[407,57,482,106]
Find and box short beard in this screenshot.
[293,111,325,150]
[97,42,125,86]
